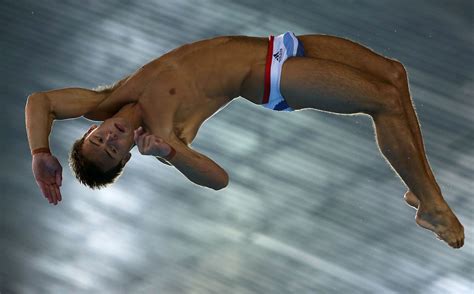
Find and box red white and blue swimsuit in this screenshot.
[262,31,305,112]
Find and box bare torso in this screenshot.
[113,35,270,145]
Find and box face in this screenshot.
[81,117,135,172]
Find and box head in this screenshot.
[69,117,136,189]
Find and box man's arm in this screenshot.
[25,75,136,204]
[25,87,113,205]
[25,74,132,150]
[134,128,229,190]
[166,137,229,190]
[25,88,110,151]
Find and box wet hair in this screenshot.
[68,133,124,190]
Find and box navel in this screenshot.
[169,88,176,95]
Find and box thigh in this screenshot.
[281,57,389,114]
[298,34,397,85]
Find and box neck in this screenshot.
[112,103,143,130]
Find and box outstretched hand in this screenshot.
[134,126,172,157]
[32,153,63,205]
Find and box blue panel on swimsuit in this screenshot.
[283,32,305,57]
[296,41,305,56]
[283,33,295,56]
[274,100,291,111]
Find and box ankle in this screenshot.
[418,199,449,212]
[412,187,444,203]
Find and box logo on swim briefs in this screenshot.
[273,49,283,62]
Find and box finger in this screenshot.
[135,126,145,136]
[52,183,61,202]
[145,136,154,154]
[134,127,143,142]
[55,185,62,202]
[137,133,145,153]
[46,184,55,204]
[55,171,62,187]
[139,133,148,152]
[145,135,152,147]
[48,184,57,205]
[38,181,52,202]
[48,184,58,205]
[52,185,60,204]
[141,129,150,137]
[39,181,52,203]
[134,129,141,147]
[52,185,59,205]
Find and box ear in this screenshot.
[121,152,132,166]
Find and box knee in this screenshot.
[376,82,404,116]
[388,60,408,88]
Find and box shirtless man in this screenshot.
[25,32,464,248]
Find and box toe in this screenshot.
[453,238,463,249]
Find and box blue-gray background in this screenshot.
[1,0,473,293]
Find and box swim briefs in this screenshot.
[262,31,305,112]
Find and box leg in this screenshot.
[299,34,441,196]
[281,57,464,248]
[372,105,464,249]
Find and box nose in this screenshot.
[106,131,118,141]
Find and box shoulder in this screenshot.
[84,70,150,120]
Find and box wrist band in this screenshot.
[31,147,51,156]
[163,146,176,161]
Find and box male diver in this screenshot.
[25,32,464,248]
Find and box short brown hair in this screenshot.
[68,134,124,189]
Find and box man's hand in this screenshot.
[134,126,172,157]
[32,153,63,205]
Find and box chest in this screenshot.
[137,78,211,145]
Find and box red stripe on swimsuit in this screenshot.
[262,35,274,104]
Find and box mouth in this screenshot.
[115,123,126,133]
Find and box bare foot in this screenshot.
[415,204,465,249]
[404,191,420,209]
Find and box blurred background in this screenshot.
[1,0,473,293]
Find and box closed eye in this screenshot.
[93,136,116,158]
